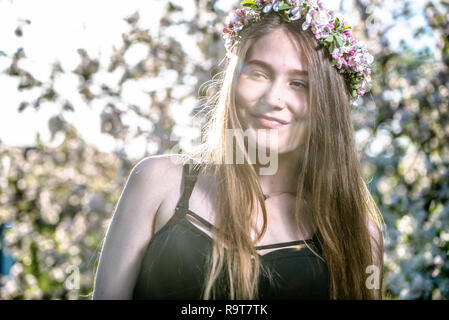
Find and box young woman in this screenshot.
[93,0,384,300]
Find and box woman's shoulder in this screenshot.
[129,153,206,200]
[130,153,188,190]
[132,154,205,235]
[132,153,184,173]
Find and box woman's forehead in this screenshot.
[245,28,307,71]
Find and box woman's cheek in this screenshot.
[236,83,256,121]
[235,90,250,128]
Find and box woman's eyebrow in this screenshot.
[245,59,308,76]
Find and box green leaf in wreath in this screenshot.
[278,1,293,10]
[335,18,340,29]
[240,0,256,7]
[325,35,334,43]
[329,42,335,55]
[335,36,343,48]
[279,10,291,23]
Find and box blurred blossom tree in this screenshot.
[0,0,228,299]
[0,0,448,299]
[0,127,121,299]
[352,0,449,299]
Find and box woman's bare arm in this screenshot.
[92,155,175,299]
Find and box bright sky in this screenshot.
[0,0,437,160]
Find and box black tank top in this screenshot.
[132,163,329,300]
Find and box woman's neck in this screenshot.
[253,148,302,195]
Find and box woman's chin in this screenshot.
[246,135,282,154]
[248,127,280,147]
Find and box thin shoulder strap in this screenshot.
[254,232,321,251]
[175,163,200,214]
[255,239,314,250]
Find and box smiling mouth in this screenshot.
[250,113,289,129]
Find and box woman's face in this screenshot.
[235,27,310,155]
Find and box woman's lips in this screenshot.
[251,113,289,129]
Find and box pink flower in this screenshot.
[236,8,246,17]
[263,4,273,13]
[351,39,357,45]
[306,8,318,24]
[332,54,339,60]
[290,6,301,20]
[315,33,322,39]
[302,21,310,31]
[357,87,366,96]
[350,50,355,56]
[327,23,335,30]
[233,21,244,32]
[343,29,352,37]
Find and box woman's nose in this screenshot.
[263,78,287,109]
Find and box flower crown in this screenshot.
[222,0,374,102]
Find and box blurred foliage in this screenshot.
[0,0,226,300]
[351,0,449,299]
[0,126,126,299]
[0,0,448,299]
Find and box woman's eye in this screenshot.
[250,71,267,79]
[291,81,308,89]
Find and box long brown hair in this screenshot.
[183,12,384,299]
